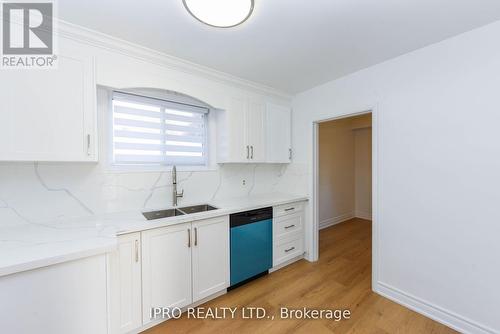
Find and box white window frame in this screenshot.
[105,89,215,172]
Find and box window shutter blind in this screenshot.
[112,91,208,166]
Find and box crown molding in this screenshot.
[54,19,292,100]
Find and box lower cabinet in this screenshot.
[273,201,306,267]
[107,233,142,334]
[108,216,230,332]
[141,223,193,325]
[192,216,230,301]
[142,216,229,325]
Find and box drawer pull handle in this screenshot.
[284,207,295,212]
[284,224,296,229]
[187,228,191,248]
[285,247,295,253]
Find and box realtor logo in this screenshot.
[2,1,56,68]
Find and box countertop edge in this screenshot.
[0,241,117,278]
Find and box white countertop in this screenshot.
[0,193,308,277]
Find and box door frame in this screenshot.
[311,105,379,287]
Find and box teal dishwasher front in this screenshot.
[229,207,273,288]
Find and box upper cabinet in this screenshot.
[265,103,292,163]
[216,98,291,164]
[0,39,97,162]
[246,100,267,162]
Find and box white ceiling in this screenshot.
[58,0,500,94]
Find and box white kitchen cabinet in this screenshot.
[266,103,292,163]
[273,201,306,267]
[216,97,266,163]
[107,233,142,334]
[216,97,291,163]
[108,216,229,332]
[246,101,266,162]
[0,38,97,162]
[192,216,230,302]
[216,98,248,162]
[141,224,192,325]
[140,216,230,326]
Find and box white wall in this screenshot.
[293,21,500,334]
[318,119,355,228]
[354,127,372,220]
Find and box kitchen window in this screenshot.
[111,91,209,167]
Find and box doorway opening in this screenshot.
[315,112,373,261]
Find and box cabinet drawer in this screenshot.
[274,202,304,217]
[274,236,304,266]
[275,213,302,239]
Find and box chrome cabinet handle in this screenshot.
[246,145,250,159]
[187,228,191,247]
[284,224,296,229]
[135,239,139,262]
[285,247,295,253]
[86,134,91,156]
[194,227,198,246]
[284,207,295,212]
[251,146,254,159]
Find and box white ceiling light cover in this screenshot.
[183,0,254,28]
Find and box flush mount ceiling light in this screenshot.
[183,0,254,28]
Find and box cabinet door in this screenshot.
[141,224,192,325]
[266,103,291,163]
[192,216,230,302]
[226,98,249,162]
[0,38,97,161]
[107,233,142,334]
[247,101,266,162]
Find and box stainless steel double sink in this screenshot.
[142,204,218,220]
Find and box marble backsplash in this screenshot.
[0,162,308,226]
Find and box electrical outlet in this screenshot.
[242,179,246,185]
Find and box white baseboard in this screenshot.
[319,212,354,230]
[374,282,497,334]
[355,211,372,220]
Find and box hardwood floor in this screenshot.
[144,218,456,334]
